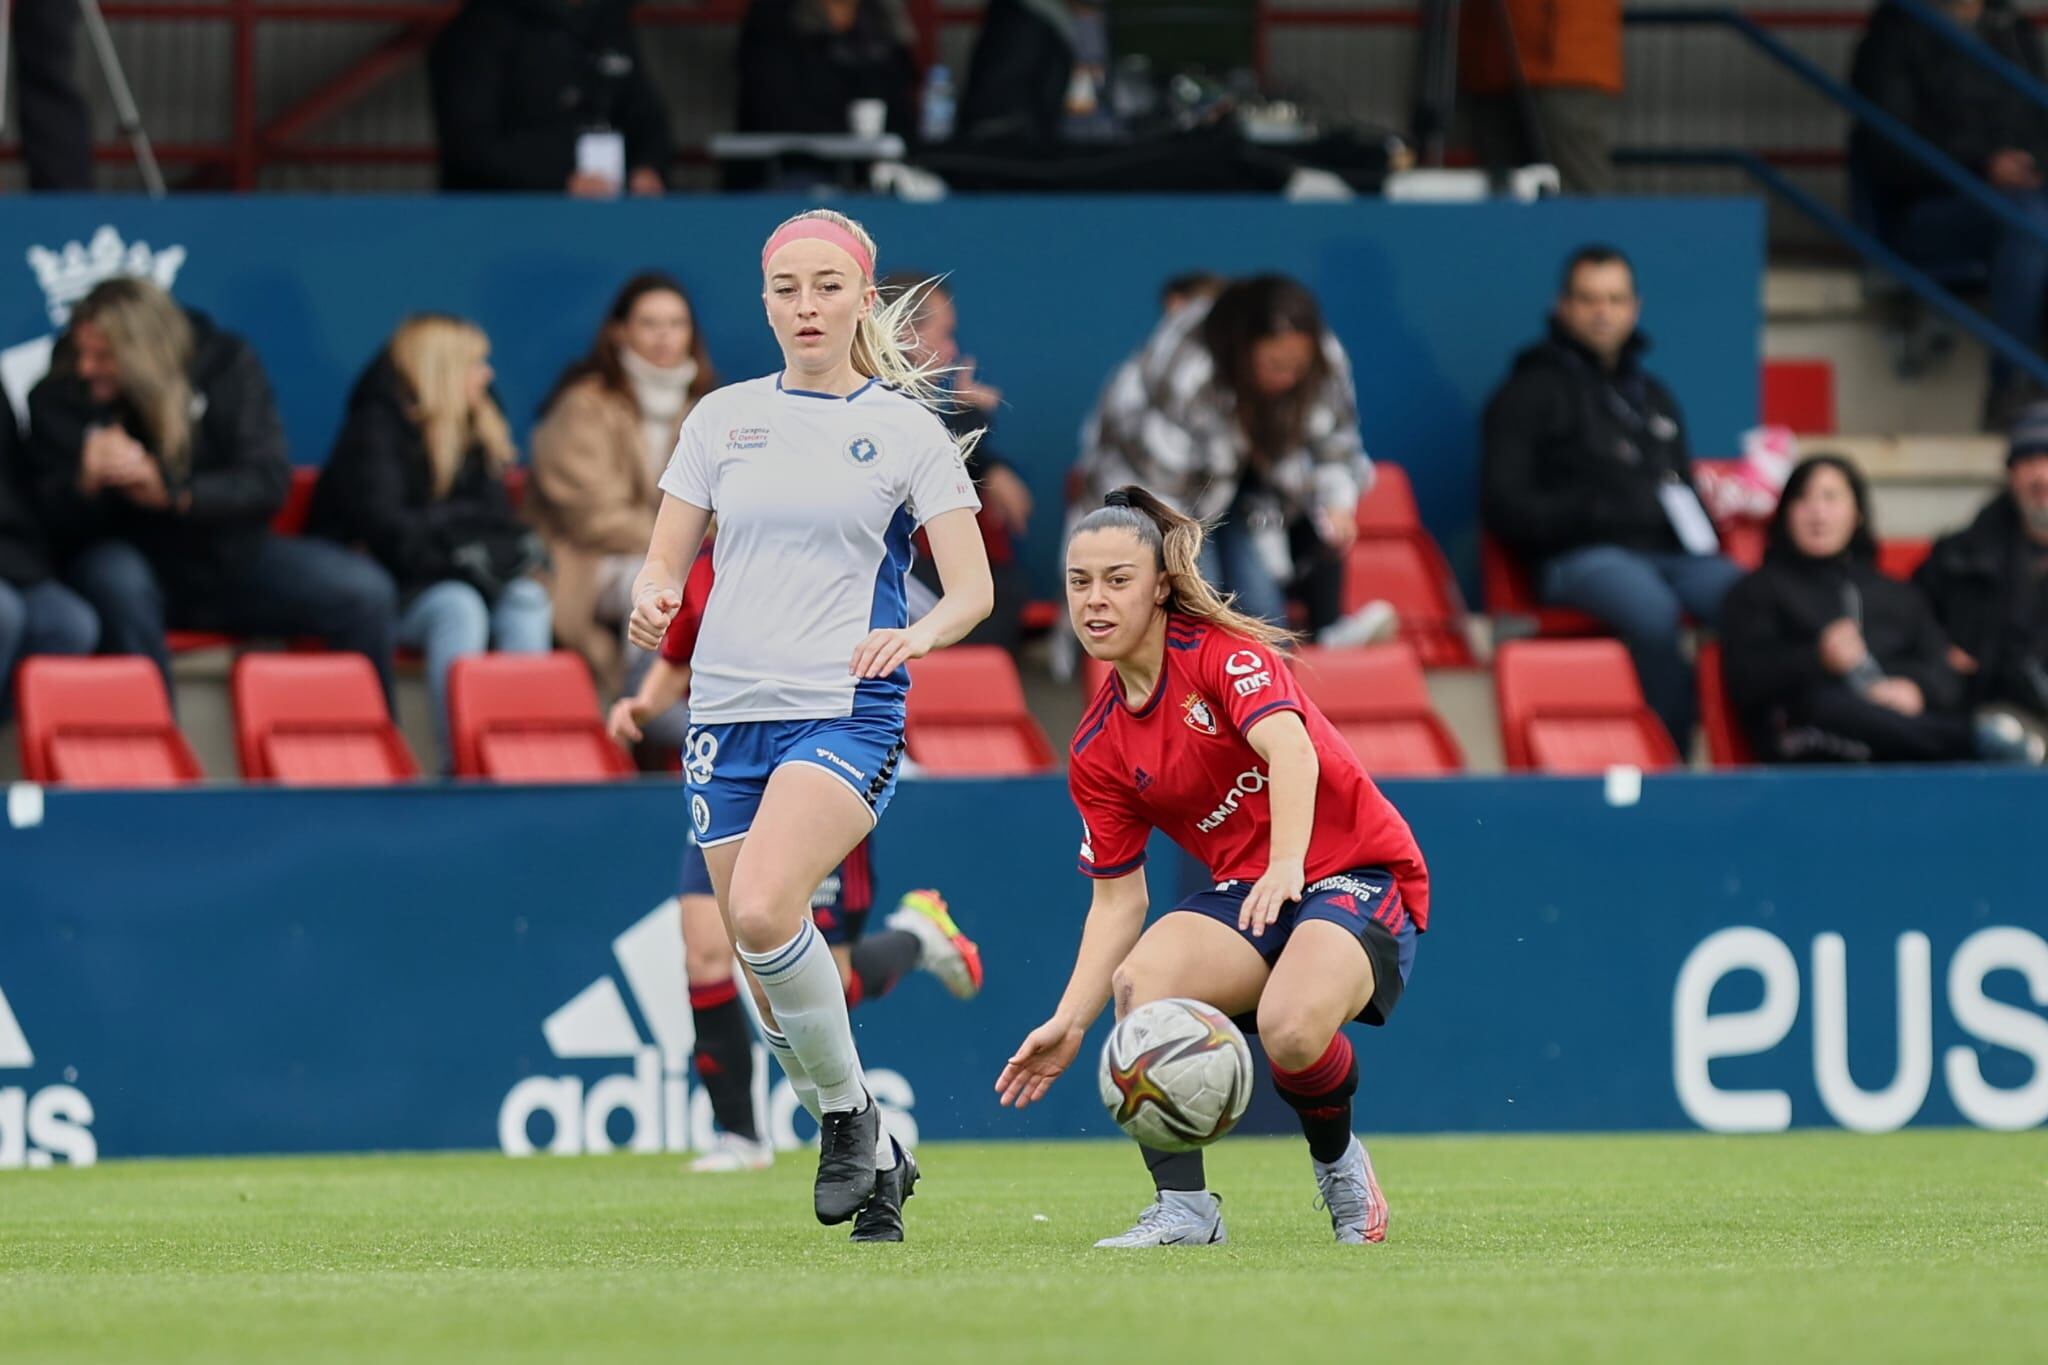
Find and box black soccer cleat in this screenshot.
[814,1100,880,1225]
[850,1145,919,1243]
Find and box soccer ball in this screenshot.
[1097,997,1254,1152]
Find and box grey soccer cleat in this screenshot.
[1312,1135,1388,1245]
[1093,1190,1227,1248]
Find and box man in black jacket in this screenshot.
[0,399,97,715]
[1481,245,1745,750]
[1914,403,2048,727]
[429,0,671,195]
[23,279,398,696]
[1851,0,2048,423]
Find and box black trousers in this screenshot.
[10,0,94,190]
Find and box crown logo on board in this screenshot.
[25,226,187,327]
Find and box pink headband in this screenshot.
[760,220,875,280]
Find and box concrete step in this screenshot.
[1765,265,1991,436]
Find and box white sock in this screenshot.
[738,921,868,1114]
[759,1025,822,1124]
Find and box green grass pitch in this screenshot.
[4,1130,2044,1363]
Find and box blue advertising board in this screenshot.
[1,768,2041,1168]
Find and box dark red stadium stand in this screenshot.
[1495,638,1681,774]
[1480,532,1606,638]
[1292,642,1464,776]
[15,656,203,788]
[906,645,1055,775]
[1760,358,1837,435]
[232,653,418,785]
[1877,537,1932,582]
[1695,640,1755,768]
[447,651,632,783]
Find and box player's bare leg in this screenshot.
[1263,921,1384,1244]
[708,764,890,1225]
[1094,914,1269,1248]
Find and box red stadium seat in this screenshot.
[447,651,632,782]
[1695,640,1754,768]
[1354,462,1421,539]
[1877,537,1931,582]
[1480,532,1606,637]
[1760,358,1836,435]
[1079,651,1113,700]
[906,645,1055,775]
[1495,638,1681,774]
[232,653,418,785]
[1292,643,1463,776]
[15,656,202,788]
[1342,533,1477,667]
[272,466,319,536]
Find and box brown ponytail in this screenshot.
[1070,485,1296,647]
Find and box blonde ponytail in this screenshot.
[1072,485,1297,647]
[765,207,985,462]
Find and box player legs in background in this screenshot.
[677,844,775,1174]
[1090,911,1269,1248]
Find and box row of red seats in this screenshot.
[14,650,631,788]
[12,634,1711,787]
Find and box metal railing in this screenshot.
[1621,6,2048,389]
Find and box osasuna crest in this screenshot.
[845,433,881,467]
[1182,693,1218,736]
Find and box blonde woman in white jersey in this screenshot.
[629,209,993,1241]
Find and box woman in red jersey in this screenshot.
[996,486,1430,1249]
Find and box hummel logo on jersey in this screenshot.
[1196,767,1269,832]
[1223,650,1264,677]
[845,433,881,466]
[727,426,769,450]
[0,981,97,1168]
[1182,693,1218,735]
[1133,767,1154,792]
[814,747,866,783]
[499,901,918,1157]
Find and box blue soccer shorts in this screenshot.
[683,712,905,850]
[1168,865,1418,1026]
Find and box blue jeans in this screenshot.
[1198,508,1289,628]
[398,577,554,768]
[1892,189,2048,389]
[65,536,399,699]
[1538,546,1746,751]
[0,578,99,717]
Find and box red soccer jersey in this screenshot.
[1068,614,1430,930]
[657,548,718,665]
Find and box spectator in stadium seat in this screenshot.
[1083,274,1376,639]
[0,399,96,716]
[733,0,917,171]
[307,315,552,768]
[1913,403,2048,740]
[529,272,715,749]
[1721,454,2033,764]
[957,0,1114,148]
[1852,0,2048,426]
[1075,272,1225,511]
[1481,245,1744,752]
[428,0,672,196]
[1459,0,1622,194]
[7,0,95,190]
[884,272,1031,654]
[23,278,398,698]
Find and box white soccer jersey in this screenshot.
[658,372,982,722]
